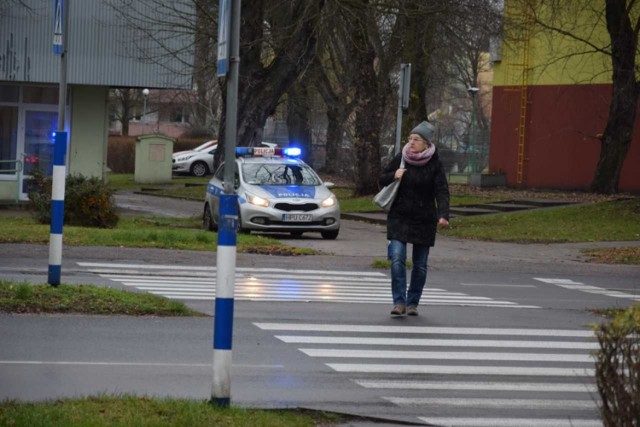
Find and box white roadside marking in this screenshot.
[535,277,640,300]
[78,262,387,276]
[254,323,595,337]
[276,336,598,349]
[327,364,595,376]
[0,360,282,368]
[418,417,601,427]
[354,380,597,392]
[81,262,540,307]
[152,292,528,306]
[385,397,595,409]
[461,283,536,288]
[300,349,592,363]
[139,288,490,300]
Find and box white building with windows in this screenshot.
[0,1,193,202]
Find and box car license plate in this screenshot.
[282,214,312,222]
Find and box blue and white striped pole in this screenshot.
[48,131,67,286]
[212,194,238,406]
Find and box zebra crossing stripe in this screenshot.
[354,380,597,392]
[80,261,539,308]
[300,349,593,363]
[327,364,595,376]
[134,287,496,301]
[276,336,598,349]
[418,418,601,427]
[254,323,594,337]
[535,277,640,300]
[77,262,387,277]
[385,397,595,409]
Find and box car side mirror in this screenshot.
[324,182,335,189]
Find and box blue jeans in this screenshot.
[389,240,430,307]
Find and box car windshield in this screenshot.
[194,141,216,151]
[242,163,322,186]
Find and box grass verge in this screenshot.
[441,198,640,243]
[0,216,317,255]
[371,259,412,269]
[582,246,640,265]
[0,396,353,426]
[0,280,204,316]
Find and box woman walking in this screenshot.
[379,121,450,317]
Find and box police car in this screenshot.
[203,146,340,239]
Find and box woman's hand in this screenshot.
[394,168,406,180]
[438,218,449,228]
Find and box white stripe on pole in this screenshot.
[51,165,66,200]
[48,233,63,265]
[212,349,232,397]
[216,246,235,299]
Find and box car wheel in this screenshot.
[321,229,339,240]
[237,210,250,234]
[290,231,303,237]
[190,161,209,177]
[203,204,217,231]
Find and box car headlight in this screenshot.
[176,154,194,162]
[246,192,270,207]
[321,195,337,208]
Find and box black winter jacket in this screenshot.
[379,150,450,246]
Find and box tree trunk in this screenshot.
[193,0,214,131]
[352,51,387,195]
[591,0,639,194]
[323,107,344,175]
[215,0,325,168]
[287,82,313,164]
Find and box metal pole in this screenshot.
[394,63,411,155]
[48,0,69,286]
[212,0,240,407]
[394,84,403,155]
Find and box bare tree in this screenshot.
[286,81,313,164]
[108,88,145,136]
[215,0,327,167]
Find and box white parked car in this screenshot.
[172,140,218,177]
[203,146,340,239]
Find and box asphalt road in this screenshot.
[1,192,639,426]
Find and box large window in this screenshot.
[0,106,18,175]
[0,84,68,199]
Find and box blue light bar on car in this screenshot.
[283,147,301,157]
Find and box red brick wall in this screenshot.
[489,84,640,193]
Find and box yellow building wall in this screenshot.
[494,0,614,87]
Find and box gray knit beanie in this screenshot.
[410,121,435,143]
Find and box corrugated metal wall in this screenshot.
[0,0,193,89]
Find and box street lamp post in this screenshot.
[468,86,479,173]
[142,88,149,132]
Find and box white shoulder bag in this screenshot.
[373,158,405,213]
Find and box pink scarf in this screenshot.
[402,143,435,166]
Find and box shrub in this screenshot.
[28,170,119,228]
[106,136,136,173]
[595,304,640,426]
